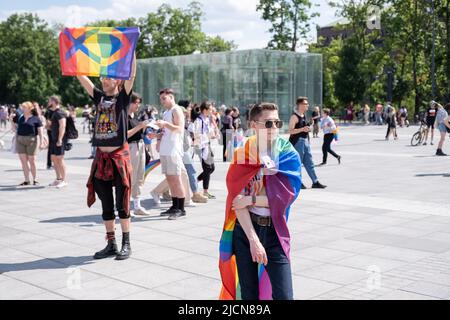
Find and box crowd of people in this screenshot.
[3,81,450,300]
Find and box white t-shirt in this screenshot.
[241,167,271,217]
[159,105,184,157]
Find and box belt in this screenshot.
[250,212,272,227]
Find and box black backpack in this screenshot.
[65,116,79,140]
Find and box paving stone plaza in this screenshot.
[1,123,450,300]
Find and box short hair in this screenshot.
[323,108,331,115]
[159,88,175,96]
[131,93,142,104]
[249,102,278,121]
[296,96,308,105]
[178,100,190,108]
[225,108,232,116]
[49,95,61,105]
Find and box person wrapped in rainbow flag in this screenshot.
[219,103,302,300]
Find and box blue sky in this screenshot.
[0,0,339,51]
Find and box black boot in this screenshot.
[116,232,131,260]
[93,239,118,259]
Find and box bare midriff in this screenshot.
[98,146,121,153]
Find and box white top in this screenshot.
[320,116,336,134]
[159,105,184,157]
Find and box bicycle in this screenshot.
[410,120,428,146]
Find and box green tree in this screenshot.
[257,0,318,51]
[0,13,60,104]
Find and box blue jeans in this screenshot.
[293,138,318,184]
[233,221,293,300]
[184,162,198,193]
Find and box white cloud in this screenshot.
[0,0,338,51]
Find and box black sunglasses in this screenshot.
[255,120,283,129]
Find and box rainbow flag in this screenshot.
[59,27,140,79]
[219,135,302,300]
[144,159,161,180]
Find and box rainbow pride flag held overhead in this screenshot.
[59,27,140,79]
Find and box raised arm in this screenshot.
[124,53,137,95]
[77,76,95,98]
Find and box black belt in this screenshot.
[250,212,272,227]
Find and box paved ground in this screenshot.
[1,121,450,300]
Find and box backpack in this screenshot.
[65,116,78,140]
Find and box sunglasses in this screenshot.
[255,120,283,129]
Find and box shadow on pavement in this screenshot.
[0,256,94,274]
[40,213,169,225]
[0,186,46,191]
[415,173,450,177]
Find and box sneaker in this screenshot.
[56,181,67,188]
[311,181,327,189]
[160,207,179,216]
[203,192,216,199]
[192,192,208,203]
[168,210,186,220]
[301,183,307,190]
[33,181,39,186]
[423,142,427,145]
[436,149,447,156]
[337,156,341,165]
[18,181,30,186]
[162,191,172,201]
[431,142,434,145]
[134,207,150,216]
[151,191,161,206]
[48,180,60,187]
[46,166,52,170]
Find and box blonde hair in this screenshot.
[323,108,331,115]
[21,101,34,112]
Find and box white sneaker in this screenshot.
[151,191,161,206]
[48,180,60,187]
[134,207,150,216]
[56,181,67,188]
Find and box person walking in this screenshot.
[435,102,450,156]
[385,107,398,141]
[288,97,326,189]
[193,101,217,199]
[319,108,341,166]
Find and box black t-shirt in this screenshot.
[90,87,132,147]
[44,109,53,132]
[426,107,437,120]
[127,114,144,143]
[51,109,67,141]
[289,112,309,146]
[312,111,320,124]
[17,115,42,136]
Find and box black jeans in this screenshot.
[93,165,129,221]
[233,220,293,300]
[322,133,340,163]
[198,158,215,190]
[47,130,52,167]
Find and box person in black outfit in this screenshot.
[423,103,437,145]
[221,108,234,162]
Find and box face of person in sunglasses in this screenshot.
[252,109,281,142]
